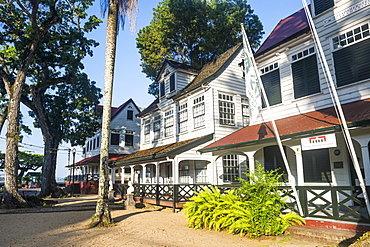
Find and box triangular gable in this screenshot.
[173,44,242,99]
[155,59,200,83]
[96,98,141,120]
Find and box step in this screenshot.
[288,225,362,244]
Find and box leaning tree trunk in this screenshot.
[91,0,118,227]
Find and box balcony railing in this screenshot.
[67,173,99,182]
[114,183,370,223]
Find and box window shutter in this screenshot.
[292,54,320,99]
[314,0,334,15]
[261,69,281,107]
[334,38,370,87]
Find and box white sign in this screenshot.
[301,133,337,151]
[324,0,370,26]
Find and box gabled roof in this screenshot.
[172,43,242,99]
[114,134,214,166]
[156,59,200,82]
[69,153,128,167]
[199,99,370,153]
[138,44,242,116]
[96,98,141,120]
[255,7,310,57]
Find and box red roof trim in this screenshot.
[201,99,370,151]
[75,153,128,165]
[255,7,309,56]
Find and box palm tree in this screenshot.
[91,0,138,227]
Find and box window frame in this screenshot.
[303,148,332,183]
[169,74,176,92]
[261,69,282,107]
[222,154,240,183]
[144,119,151,143]
[291,52,320,99]
[110,133,120,146]
[153,115,161,140]
[218,93,235,126]
[127,110,134,120]
[164,110,174,137]
[178,103,188,133]
[125,133,134,147]
[193,95,205,129]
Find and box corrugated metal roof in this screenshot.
[115,134,213,165]
[74,153,128,166]
[255,7,309,56]
[200,99,370,152]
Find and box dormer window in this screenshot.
[159,81,165,97]
[169,74,175,92]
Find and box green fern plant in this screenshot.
[183,186,238,229]
[183,164,305,238]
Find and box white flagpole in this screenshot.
[302,0,370,217]
[241,24,303,216]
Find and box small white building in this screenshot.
[67,98,141,193]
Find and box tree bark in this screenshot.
[91,0,118,227]
[22,86,62,197]
[40,137,60,196]
[1,2,60,207]
[4,79,27,207]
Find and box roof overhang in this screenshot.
[199,99,370,153]
[114,133,214,166]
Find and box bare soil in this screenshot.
[0,206,338,247]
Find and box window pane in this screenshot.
[303,149,332,182]
[127,110,133,120]
[223,155,239,182]
[125,134,133,146]
[111,133,120,145]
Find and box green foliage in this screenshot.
[184,165,305,238]
[0,0,103,196]
[350,231,370,246]
[184,186,239,229]
[136,0,264,96]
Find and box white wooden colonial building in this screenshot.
[114,45,251,193]
[200,0,370,226]
[67,98,141,193]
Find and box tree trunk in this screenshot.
[91,0,118,227]
[40,138,60,197]
[22,84,63,197]
[4,83,26,207]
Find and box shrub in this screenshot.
[183,164,305,238]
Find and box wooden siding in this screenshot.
[85,101,141,158]
[252,4,370,126]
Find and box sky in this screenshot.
[0,0,306,179]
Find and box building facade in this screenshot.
[114,45,250,187]
[200,0,370,224]
[67,98,141,193]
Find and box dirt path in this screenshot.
[0,207,337,247]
